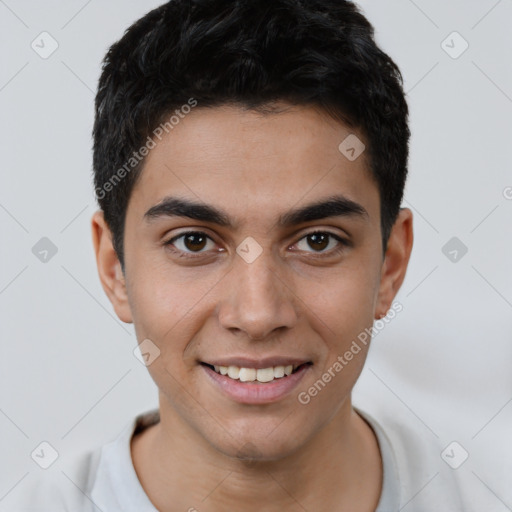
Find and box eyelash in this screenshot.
[163,230,349,259]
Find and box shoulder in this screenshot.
[9,448,101,512]
[7,409,159,512]
[357,407,467,511]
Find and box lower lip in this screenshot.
[201,364,311,404]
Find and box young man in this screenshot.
[18,0,466,510]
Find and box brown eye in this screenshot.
[183,233,207,251]
[307,233,329,251]
[294,231,346,254]
[166,231,216,254]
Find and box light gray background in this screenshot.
[1,0,511,509]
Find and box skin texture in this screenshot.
[92,104,413,512]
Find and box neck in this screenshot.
[131,396,382,512]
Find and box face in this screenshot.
[93,103,412,461]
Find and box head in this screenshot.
[92,0,413,461]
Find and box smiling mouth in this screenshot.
[201,362,312,383]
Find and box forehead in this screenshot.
[128,104,379,225]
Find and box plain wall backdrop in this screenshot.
[1,0,511,509]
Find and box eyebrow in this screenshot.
[144,195,368,228]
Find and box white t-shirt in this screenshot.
[10,407,466,511]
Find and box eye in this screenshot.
[165,231,217,255]
[294,231,347,254]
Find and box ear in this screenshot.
[91,210,133,324]
[375,208,413,319]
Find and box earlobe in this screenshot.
[91,210,133,324]
[374,208,413,319]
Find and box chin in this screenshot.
[204,420,312,464]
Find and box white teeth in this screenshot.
[227,366,240,379]
[273,366,285,378]
[256,367,275,382]
[209,363,306,382]
[239,367,256,382]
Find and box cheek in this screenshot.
[297,263,379,345]
[125,257,223,356]
[293,270,376,414]
[125,265,206,400]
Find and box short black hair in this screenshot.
[93,0,410,268]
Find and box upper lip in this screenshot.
[202,357,312,369]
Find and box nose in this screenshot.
[217,251,298,341]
